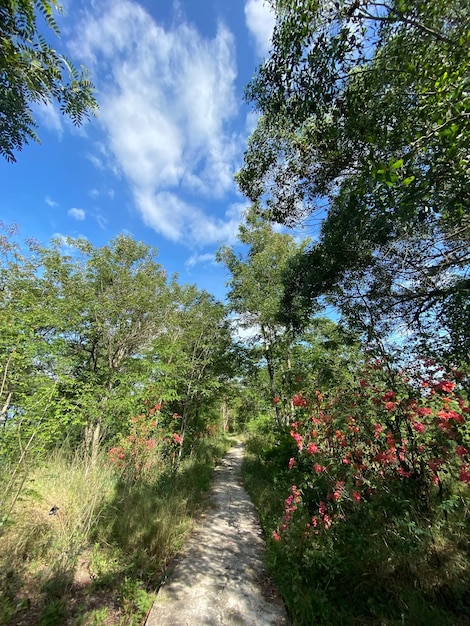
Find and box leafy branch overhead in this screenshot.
[0,0,98,162]
[238,0,470,358]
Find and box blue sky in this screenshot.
[0,0,277,301]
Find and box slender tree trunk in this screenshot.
[84,421,102,465]
[265,349,281,427]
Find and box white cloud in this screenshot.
[135,191,243,245]
[185,252,216,268]
[35,101,64,139]
[68,207,86,220]
[245,110,260,134]
[69,0,242,245]
[244,0,275,57]
[45,195,59,207]
[94,213,108,229]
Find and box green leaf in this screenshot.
[390,159,404,171]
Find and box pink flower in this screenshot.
[352,491,361,503]
[290,430,303,450]
[307,443,319,454]
[173,433,182,444]
[314,463,326,473]
[272,530,281,541]
[412,421,426,433]
[288,457,295,470]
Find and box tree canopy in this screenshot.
[0,0,98,161]
[237,0,470,365]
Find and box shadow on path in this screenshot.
[145,442,290,626]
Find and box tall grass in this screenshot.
[0,434,233,625]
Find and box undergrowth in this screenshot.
[0,434,233,625]
[242,425,470,626]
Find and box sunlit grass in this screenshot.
[0,434,233,625]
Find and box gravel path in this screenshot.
[145,442,290,626]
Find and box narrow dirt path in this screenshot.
[145,442,290,626]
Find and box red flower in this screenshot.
[307,443,319,454]
[290,430,303,450]
[397,467,412,478]
[436,380,455,393]
[456,445,468,458]
[374,423,384,439]
[352,491,361,503]
[417,406,432,416]
[459,465,470,483]
[273,396,279,404]
[293,394,309,407]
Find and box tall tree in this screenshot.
[148,285,235,451]
[0,232,176,461]
[0,0,98,161]
[42,235,175,448]
[217,214,310,424]
[238,0,470,362]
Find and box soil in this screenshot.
[145,441,291,626]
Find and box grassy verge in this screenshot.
[242,429,470,626]
[0,435,233,625]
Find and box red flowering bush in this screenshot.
[247,357,470,624]
[108,404,165,481]
[274,358,469,541]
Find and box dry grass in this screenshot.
[0,435,233,625]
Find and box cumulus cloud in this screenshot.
[244,0,275,57]
[136,191,243,245]
[68,207,86,220]
[69,0,242,245]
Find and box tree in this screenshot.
[238,0,470,362]
[41,234,175,450]
[217,213,310,425]
[0,231,177,464]
[0,0,98,162]
[148,284,235,452]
